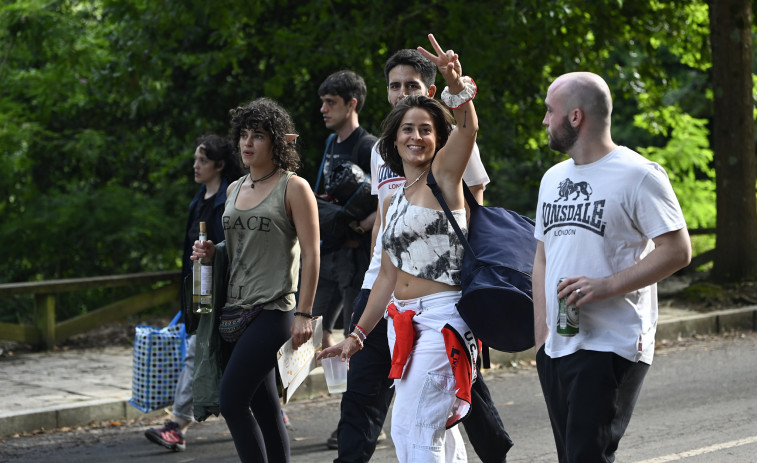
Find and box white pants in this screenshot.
[387,291,467,463]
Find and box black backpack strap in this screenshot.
[350,131,377,169]
[426,168,476,259]
[314,133,337,193]
[462,180,480,211]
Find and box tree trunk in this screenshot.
[709,0,757,282]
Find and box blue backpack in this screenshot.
[427,170,536,353]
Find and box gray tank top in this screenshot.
[223,172,299,311]
[382,188,466,286]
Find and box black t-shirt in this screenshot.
[321,126,374,193]
[187,193,220,246]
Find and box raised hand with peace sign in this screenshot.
[417,33,465,94]
[416,33,479,191]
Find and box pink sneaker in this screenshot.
[145,421,186,452]
[282,409,294,431]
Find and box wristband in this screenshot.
[348,332,364,350]
[294,311,313,319]
[354,324,367,340]
[441,76,477,109]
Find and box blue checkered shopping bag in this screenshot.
[128,311,187,413]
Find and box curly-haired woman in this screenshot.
[192,97,319,462]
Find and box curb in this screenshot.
[654,305,757,341]
[2,306,755,437]
[0,400,163,438]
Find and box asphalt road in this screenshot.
[2,331,756,463]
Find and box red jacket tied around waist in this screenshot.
[386,301,479,427]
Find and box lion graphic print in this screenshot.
[555,178,593,202]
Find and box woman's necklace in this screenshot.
[403,168,429,190]
[249,168,278,189]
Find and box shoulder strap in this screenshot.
[314,133,337,193]
[426,169,476,259]
[461,180,480,211]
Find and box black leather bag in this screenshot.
[427,170,536,352]
[326,161,376,221]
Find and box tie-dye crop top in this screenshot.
[381,188,466,286]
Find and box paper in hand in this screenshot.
[277,316,323,403]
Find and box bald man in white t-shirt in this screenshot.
[534,72,691,462]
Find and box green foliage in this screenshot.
[0,184,178,280]
[636,106,717,256]
[636,106,716,230]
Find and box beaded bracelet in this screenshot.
[348,332,364,350]
[441,76,477,109]
[293,311,313,319]
[354,324,367,341]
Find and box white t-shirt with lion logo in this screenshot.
[535,146,686,364]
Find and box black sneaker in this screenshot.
[327,429,338,449]
[145,421,187,452]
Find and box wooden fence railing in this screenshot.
[0,270,182,350]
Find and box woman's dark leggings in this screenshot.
[220,309,292,463]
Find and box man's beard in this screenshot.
[548,116,579,154]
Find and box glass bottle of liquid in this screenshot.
[192,221,213,314]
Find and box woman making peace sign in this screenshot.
[319,34,480,462]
